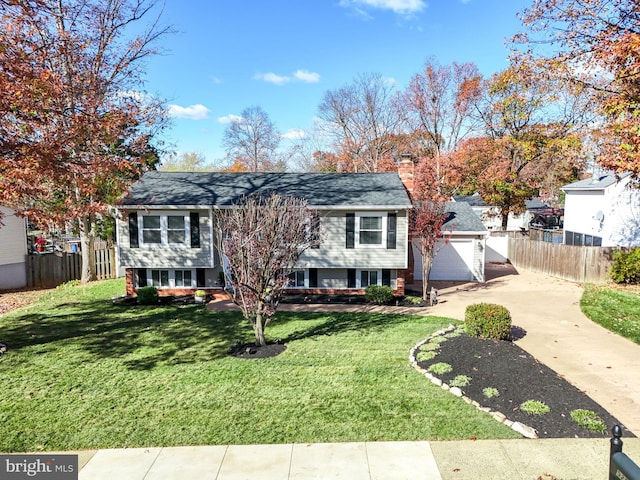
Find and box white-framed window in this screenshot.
[175,270,193,287]
[355,213,386,247]
[139,212,190,246]
[142,215,162,244]
[150,269,169,287]
[356,269,382,288]
[167,215,186,244]
[147,269,195,288]
[286,270,307,288]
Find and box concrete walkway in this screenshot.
[76,438,640,479]
[75,265,640,479]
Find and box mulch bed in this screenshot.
[228,342,287,359]
[416,330,634,439]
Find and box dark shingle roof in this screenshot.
[452,194,487,207]
[443,202,487,233]
[118,171,412,209]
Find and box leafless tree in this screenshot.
[317,72,402,172]
[214,193,321,346]
[222,106,282,172]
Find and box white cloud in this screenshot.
[339,0,426,15]
[168,104,211,120]
[294,70,321,83]
[217,114,244,124]
[254,72,291,85]
[281,128,308,140]
[382,76,398,87]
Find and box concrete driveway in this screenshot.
[428,263,640,436]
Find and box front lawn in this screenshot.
[0,279,518,452]
[581,284,640,344]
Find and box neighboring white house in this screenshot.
[561,173,640,247]
[452,194,549,231]
[0,206,28,290]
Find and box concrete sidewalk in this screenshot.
[77,437,640,479]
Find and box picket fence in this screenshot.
[27,248,116,288]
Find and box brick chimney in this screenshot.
[397,156,415,200]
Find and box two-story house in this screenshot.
[115,171,412,297]
[562,172,640,247]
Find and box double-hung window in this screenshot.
[142,216,162,244]
[360,270,378,288]
[355,213,386,247]
[167,216,186,244]
[359,216,383,245]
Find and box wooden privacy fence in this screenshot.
[507,237,621,283]
[27,248,116,288]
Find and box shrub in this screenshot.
[405,295,424,305]
[427,362,453,375]
[483,387,500,399]
[609,248,640,284]
[520,400,550,415]
[450,375,471,387]
[570,409,607,432]
[465,303,512,341]
[364,285,394,305]
[416,351,438,362]
[137,286,158,305]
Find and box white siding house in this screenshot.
[562,173,640,247]
[0,206,28,289]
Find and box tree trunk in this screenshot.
[79,215,97,284]
[254,303,267,346]
[501,214,509,230]
[421,244,433,301]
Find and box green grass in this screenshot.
[580,284,640,344]
[0,279,519,452]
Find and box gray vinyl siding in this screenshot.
[298,210,408,269]
[118,209,214,268]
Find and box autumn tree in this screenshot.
[460,64,588,228]
[214,193,321,346]
[0,0,169,281]
[221,106,284,172]
[406,153,456,300]
[515,0,640,179]
[317,72,402,172]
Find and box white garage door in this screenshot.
[413,238,474,281]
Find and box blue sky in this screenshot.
[144,0,533,166]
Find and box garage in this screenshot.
[412,238,475,281]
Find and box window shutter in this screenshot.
[387,213,397,249]
[129,212,139,248]
[346,213,355,249]
[196,268,206,288]
[311,212,320,249]
[382,269,391,287]
[136,268,147,287]
[347,268,356,288]
[190,212,200,248]
[309,268,318,288]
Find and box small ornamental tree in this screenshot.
[215,193,321,346]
